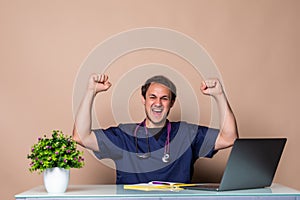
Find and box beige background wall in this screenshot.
[1,0,300,199]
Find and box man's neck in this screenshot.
[145,119,166,128]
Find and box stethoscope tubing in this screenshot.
[134,119,171,162]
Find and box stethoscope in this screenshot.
[134,120,171,163]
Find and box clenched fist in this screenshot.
[200,78,224,97]
[88,74,112,94]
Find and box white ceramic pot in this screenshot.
[43,167,70,193]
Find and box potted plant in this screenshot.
[27,130,84,193]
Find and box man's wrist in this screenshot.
[85,88,97,99]
[212,92,227,102]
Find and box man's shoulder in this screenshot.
[170,121,211,131]
[117,123,138,135]
[170,121,199,130]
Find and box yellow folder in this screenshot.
[123,181,198,191]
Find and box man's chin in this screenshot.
[149,118,166,127]
[145,111,168,127]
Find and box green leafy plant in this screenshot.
[27,130,84,173]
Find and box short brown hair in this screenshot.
[141,75,177,101]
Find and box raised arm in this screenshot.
[200,79,239,150]
[72,74,112,151]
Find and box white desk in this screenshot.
[15,184,300,200]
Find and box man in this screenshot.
[73,74,238,184]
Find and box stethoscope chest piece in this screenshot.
[135,120,171,163]
[162,153,170,163]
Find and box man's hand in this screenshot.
[200,78,223,97]
[88,74,112,94]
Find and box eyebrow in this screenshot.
[149,94,170,99]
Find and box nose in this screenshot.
[154,98,162,106]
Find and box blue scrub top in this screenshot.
[93,121,219,184]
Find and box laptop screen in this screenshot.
[218,138,286,191]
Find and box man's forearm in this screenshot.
[73,74,111,151]
[214,93,239,150]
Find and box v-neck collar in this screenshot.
[148,124,168,148]
[137,119,172,149]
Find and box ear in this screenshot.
[170,100,175,108]
[141,96,146,105]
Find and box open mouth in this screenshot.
[152,107,163,115]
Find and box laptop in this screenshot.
[183,138,287,191]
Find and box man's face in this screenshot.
[142,82,174,128]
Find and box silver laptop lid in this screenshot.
[219,138,287,191]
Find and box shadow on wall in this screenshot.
[192,148,231,183]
